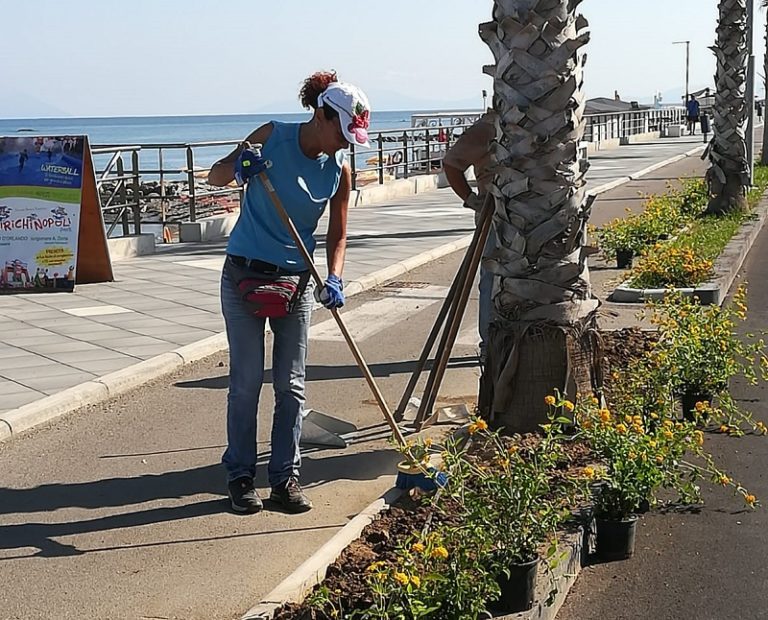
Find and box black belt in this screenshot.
[227,254,283,274]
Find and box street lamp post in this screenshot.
[745,0,756,184]
[673,40,691,105]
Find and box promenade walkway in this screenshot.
[0,134,706,423]
[4,133,763,620]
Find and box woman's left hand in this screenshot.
[318,275,345,309]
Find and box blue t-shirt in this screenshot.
[687,100,700,117]
[227,121,345,271]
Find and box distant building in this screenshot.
[585,97,650,115]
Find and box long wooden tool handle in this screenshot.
[256,171,408,448]
[393,211,485,421]
[415,195,494,428]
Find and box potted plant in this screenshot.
[574,393,756,562]
[594,216,643,268]
[647,287,768,426]
[437,414,584,613]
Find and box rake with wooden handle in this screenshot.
[413,194,494,429]
[394,193,494,423]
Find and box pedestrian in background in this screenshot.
[208,72,371,515]
[686,95,701,136]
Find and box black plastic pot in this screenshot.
[596,515,638,561]
[681,391,713,422]
[616,249,634,269]
[490,557,539,614]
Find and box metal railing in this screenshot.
[584,107,686,143]
[92,141,244,238]
[93,107,689,239]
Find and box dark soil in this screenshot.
[273,329,656,620]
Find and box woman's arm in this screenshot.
[207,123,274,187]
[326,163,351,277]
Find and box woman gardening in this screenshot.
[208,71,371,514]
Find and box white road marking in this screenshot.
[173,258,225,271]
[310,285,450,342]
[372,207,462,219]
[454,323,480,348]
[62,305,134,317]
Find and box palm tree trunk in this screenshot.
[478,0,600,433]
[707,0,750,214]
[762,0,768,165]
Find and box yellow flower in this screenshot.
[663,430,674,440]
[583,466,596,479]
[655,455,664,465]
[632,416,643,425]
[718,475,731,486]
[599,409,612,423]
[675,423,684,431]
[694,431,704,446]
[591,396,600,405]
[410,575,421,588]
[508,445,519,455]
[649,440,657,448]
[563,400,575,413]
[624,414,633,424]
[424,437,433,448]
[412,542,425,554]
[545,395,556,406]
[745,494,757,507]
[756,421,767,435]
[394,572,410,586]
[650,412,659,420]
[468,418,489,435]
[431,546,449,560]
[632,424,644,435]
[615,423,628,435]
[628,451,637,460]
[663,420,674,429]
[367,561,386,572]
[719,425,729,433]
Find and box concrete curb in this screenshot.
[0,235,472,443]
[0,145,710,443]
[611,191,768,305]
[241,487,404,620]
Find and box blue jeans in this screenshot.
[220,264,314,487]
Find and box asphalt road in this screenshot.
[559,225,768,619]
[0,252,481,620]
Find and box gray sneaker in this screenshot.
[228,476,263,514]
[269,476,313,513]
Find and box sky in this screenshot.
[1,0,766,118]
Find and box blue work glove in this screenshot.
[317,274,345,309]
[234,143,269,186]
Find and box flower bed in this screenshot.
[594,167,768,302]
[270,293,766,620]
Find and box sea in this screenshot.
[0,110,451,176]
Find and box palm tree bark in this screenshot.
[762,0,768,165]
[478,0,600,433]
[707,0,750,214]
